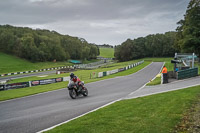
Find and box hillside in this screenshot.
[0,52,72,74]
[0,25,99,62]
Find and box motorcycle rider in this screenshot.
[70,73,82,92]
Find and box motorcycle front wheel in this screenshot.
[69,89,77,99]
[82,87,88,97]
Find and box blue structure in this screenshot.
[69,60,82,64]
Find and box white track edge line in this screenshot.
[128,62,164,96]
[152,62,165,81]
[37,98,122,133]
[126,83,200,100]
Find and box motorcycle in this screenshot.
[68,80,88,99]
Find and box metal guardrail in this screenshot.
[0,77,70,91]
[97,60,144,78]
[0,66,74,77]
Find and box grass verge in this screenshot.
[45,85,200,133]
[147,76,161,86]
[0,61,150,101]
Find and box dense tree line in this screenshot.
[175,0,200,56]
[0,25,99,62]
[115,0,200,62]
[114,32,176,61]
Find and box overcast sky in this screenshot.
[0,0,189,45]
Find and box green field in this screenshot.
[0,52,73,74]
[99,48,114,58]
[45,85,200,133]
[0,52,100,74]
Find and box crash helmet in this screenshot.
[70,73,74,79]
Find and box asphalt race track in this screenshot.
[0,62,163,133]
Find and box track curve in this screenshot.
[0,62,163,133]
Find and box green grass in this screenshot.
[0,61,150,101]
[99,48,114,58]
[147,77,161,86]
[0,52,73,74]
[82,59,100,64]
[45,85,200,133]
[0,52,100,75]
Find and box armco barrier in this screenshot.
[0,82,30,90]
[0,66,71,77]
[31,77,63,86]
[103,72,107,76]
[98,72,103,78]
[177,67,198,80]
[5,82,30,90]
[98,60,144,78]
[0,85,5,91]
[0,77,70,91]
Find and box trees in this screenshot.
[175,0,200,55]
[115,1,200,62]
[0,25,99,62]
[114,32,176,61]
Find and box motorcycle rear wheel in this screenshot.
[69,89,77,99]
